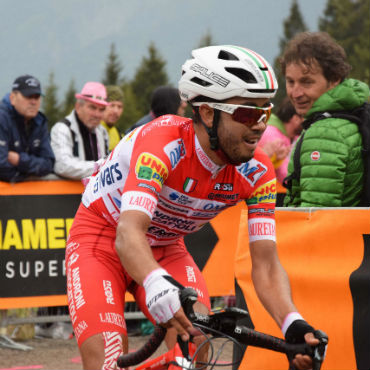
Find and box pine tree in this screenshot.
[102,43,123,85]
[60,79,77,118]
[272,0,307,107]
[42,72,61,130]
[116,83,143,134]
[319,0,370,85]
[131,42,169,114]
[197,29,216,48]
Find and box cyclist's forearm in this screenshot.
[250,240,297,327]
[115,210,160,284]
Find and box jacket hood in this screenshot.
[307,78,370,117]
[1,93,12,110]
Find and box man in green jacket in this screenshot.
[280,31,370,207]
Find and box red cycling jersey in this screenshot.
[81,114,277,245]
[66,115,277,352]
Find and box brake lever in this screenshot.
[288,330,328,370]
[312,330,328,370]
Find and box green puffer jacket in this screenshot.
[284,78,370,207]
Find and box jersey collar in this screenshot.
[194,135,225,177]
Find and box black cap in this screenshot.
[151,86,181,117]
[12,75,42,96]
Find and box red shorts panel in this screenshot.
[66,204,210,346]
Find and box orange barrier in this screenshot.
[0,180,246,309]
[235,208,370,370]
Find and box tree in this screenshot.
[116,83,143,133]
[131,42,169,114]
[60,78,77,118]
[197,29,216,48]
[272,0,308,107]
[319,0,370,85]
[42,72,61,130]
[102,43,123,86]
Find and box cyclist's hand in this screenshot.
[143,268,193,341]
[291,332,320,370]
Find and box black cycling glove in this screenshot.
[285,319,315,344]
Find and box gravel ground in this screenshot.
[0,335,235,369]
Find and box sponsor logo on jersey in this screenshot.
[135,153,169,186]
[169,191,194,205]
[93,163,123,193]
[202,202,228,211]
[147,226,178,238]
[237,159,267,186]
[247,179,277,205]
[213,183,233,191]
[183,177,198,193]
[164,139,186,170]
[207,193,239,201]
[190,63,230,88]
[152,210,197,231]
[158,198,189,214]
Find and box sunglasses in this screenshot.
[192,102,273,126]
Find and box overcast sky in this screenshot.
[0,0,328,98]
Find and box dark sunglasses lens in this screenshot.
[232,107,270,125]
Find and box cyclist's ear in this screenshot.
[198,104,214,128]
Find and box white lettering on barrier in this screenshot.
[5,259,66,279]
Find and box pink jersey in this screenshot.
[81,115,277,245]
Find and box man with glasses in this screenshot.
[66,46,319,370]
[51,81,109,180]
[0,75,55,182]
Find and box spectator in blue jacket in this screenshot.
[0,75,55,182]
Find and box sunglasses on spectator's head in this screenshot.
[192,102,273,126]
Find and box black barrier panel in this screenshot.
[0,194,81,298]
[0,250,66,297]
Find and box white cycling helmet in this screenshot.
[179,45,277,101]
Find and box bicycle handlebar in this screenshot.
[117,288,328,369]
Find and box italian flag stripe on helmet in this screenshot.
[229,45,275,90]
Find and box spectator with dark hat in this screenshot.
[125,85,187,134]
[0,74,55,182]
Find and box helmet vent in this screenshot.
[191,77,212,87]
[260,67,268,71]
[225,67,257,84]
[218,50,239,61]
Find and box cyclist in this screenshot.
[66,45,320,370]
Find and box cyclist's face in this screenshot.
[217,97,270,164]
[76,100,106,130]
[285,60,339,116]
